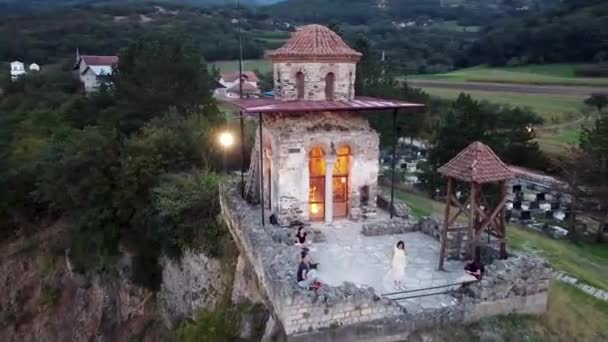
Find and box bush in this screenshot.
[151,171,224,257]
[175,308,239,342]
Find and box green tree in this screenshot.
[579,113,608,242]
[113,31,218,133]
[584,93,608,116]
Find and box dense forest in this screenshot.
[5,0,601,74]
[467,0,608,66]
[0,2,288,64]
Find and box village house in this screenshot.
[10,61,26,80]
[73,51,118,93]
[216,71,261,98]
[29,63,40,72]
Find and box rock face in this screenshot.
[157,249,231,328]
[0,223,168,342]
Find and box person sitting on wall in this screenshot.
[297,251,321,290]
[295,226,308,246]
[464,247,485,280]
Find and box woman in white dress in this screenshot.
[391,240,407,289]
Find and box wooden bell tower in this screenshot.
[437,142,514,270]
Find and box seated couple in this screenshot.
[296,251,322,290]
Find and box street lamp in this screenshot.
[219,131,235,148]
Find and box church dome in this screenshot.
[268,25,362,62]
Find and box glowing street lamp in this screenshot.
[219,131,235,148]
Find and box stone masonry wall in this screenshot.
[262,112,380,223]
[274,62,356,101]
[220,183,551,341]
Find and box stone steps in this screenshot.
[553,271,608,302]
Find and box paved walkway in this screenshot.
[553,272,608,302]
[307,220,467,314]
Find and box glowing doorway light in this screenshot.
[311,203,321,214]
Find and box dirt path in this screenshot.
[407,80,608,97]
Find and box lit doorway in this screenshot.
[333,146,350,218]
[309,147,326,221]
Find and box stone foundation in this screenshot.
[220,182,551,341]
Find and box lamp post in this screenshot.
[219,130,235,173]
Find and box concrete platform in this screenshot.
[307,220,467,314]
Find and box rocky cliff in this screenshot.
[0,221,258,342]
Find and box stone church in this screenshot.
[230,25,423,224]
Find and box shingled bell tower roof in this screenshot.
[267,24,362,63]
[438,141,514,184]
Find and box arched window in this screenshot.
[325,73,335,100]
[296,71,305,99]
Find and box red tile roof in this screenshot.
[226,82,260,94]
[438,142,514,184]
[81,55,118,66]
[221,71,259,83]
[222,97,425,115]
[268,25,362,62]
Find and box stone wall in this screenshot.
[274,62,356,101]
[415,217,468,260]
[221,183,407,336]
[260,112,380,223]
[157,250,231,327]
[221,183,550,341]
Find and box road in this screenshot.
[406,80,608,97]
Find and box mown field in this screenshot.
[409,64,608,87]
[419,87,586,122]
[390,187,608,341]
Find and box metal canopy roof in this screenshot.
[222,97,425,115]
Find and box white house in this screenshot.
[29,63,40,72]
[215,71,261,98]
[10,61,26,80]
[73,52,118,93]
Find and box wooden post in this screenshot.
[499,181,508,259]
[240,111,246,198]
[258,112,265,226]
[439,177,452,271]
[390,109,398,218]
[467,182,477,258]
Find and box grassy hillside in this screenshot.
[410,64,608,87]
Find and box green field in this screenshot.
[212,59,272,74]
[536,125,583,155]
[409,64,608,87]
[420,87,585,122]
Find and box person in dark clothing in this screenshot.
[464,247,485,280]
[297,251,319,289]
[295,226,308,245]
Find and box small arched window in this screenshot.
[296,71,305,99]
[325,73,335,100]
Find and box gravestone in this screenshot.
[506,210,512,223]
[513,200,522,210]
[603,223,608,233]
[529,201,540,210]
[545,210,554,219]
[520,211,532,220]
[512,184,522,193]
[564,210,571,221]
[536,193,546,201]
[551,202,560,210]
